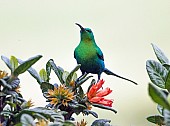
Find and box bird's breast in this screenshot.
[75,45,105,74]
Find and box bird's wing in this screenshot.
[96,47,104,61]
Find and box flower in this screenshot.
[76,119,87,126]
[21,99,34,109]
[87,79,113,107]
[26,99,34,107]
[0,70,8,79]
[48,85,74,106]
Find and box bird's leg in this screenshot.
[75,72,87,84]
[97,74,101,82]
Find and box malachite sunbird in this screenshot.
[74,23,137,85]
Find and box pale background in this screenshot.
[0,0,170,125]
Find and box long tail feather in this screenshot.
[104,68,137,85]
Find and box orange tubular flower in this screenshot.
[87,79,113,107]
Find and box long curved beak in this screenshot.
[75,23,85,31]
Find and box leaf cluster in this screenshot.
[0,55,115,126]
[146,44,170,125]
[0,55,74,126]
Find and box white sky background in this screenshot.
[0,0,170,125]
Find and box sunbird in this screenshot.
[74,23,137,85]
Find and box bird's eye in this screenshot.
[86,29,92,33]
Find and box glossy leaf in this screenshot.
[152,43,169,64]
[148,83,170,110]
[146,60,168,88]
[33,113,48,121]
[163,63,170,71]
[77,86,84,99]
[47,59,64,84]
[10,56,18,72]
[46,60,52,82]
[91,119,111,126]
[40,82,54,93]
[68,102,86,109]
[14,55,42,76]
[62,121,75,126]
[18,58,42,84]
[20,114,35,126]
[146,115,164,125]
[1,55,12,70]
[10,78,20,88]
[0,110,14,116]
[164,109,170,126]
[0,79,12,89]
[165,71,170,91]
[15,107,64,122]
[62,71,69,82]
[39,69,48,82]
[92,103,117,114]
[83,109,98,118]
[157,104,164,115]
[66,64,80,86]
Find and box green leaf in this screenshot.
[14,55,42,76]
[28,67,42,84]
[92,103,117,114]
[33,113,48,121]
[163,63,170,71]
[164,109,170,126]
[46,60,52,82]
[20,114,35,126]
[91,119,111,126]
[66,64,81,86]
[157,104,164,115]
[83,109,98,118]
[62,71,70,82]
[152,43,169,64]
[15,107,64,122]
[0,110,14,116]
[1,55,12,70]
[62,121,75,126]
[146,115,164,125]
[148,83,170,110]
[10,56,18,72]
[77,86,84,99]
[146,60,168,88]
[39,69,48,82]
[14,123,22,126]
[165,71,170,91]
[40,82,54,93]
[18,58,42,84]
[68,102,86,109]
[48,59,64,84]
[0,79,12,89]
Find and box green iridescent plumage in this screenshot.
[74,23,137,85]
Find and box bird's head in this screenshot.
[75,23,95,41]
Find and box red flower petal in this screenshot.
[95,79,105,91]
[96,87,112,97]
[87,79,105,99]
[97,99,113,107]
[89,96,104,103]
